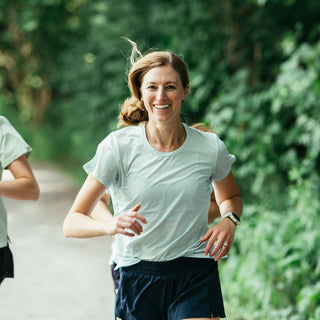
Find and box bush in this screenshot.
[209,41,320,319]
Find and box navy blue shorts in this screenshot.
[111,262,120,293]
[115,257,225,320]
[0,244,14,284]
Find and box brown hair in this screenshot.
[191,123,215,133]
[118,42,189,127]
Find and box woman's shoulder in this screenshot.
[112,124,143,140]
[0,116,17,136]
[99,124,143,148]
[0,116,10,126]
[186,124,219,142]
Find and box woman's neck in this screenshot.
[145,121,186,153]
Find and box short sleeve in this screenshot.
[0,116,32,170]
[212,136,236,181]
[83,133,119,188]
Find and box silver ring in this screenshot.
[223,243,229,247]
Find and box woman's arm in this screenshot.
[213,171,242,218]
[90,193,113,223]
[63,174,110,238]
[63,174,147,238]
[207,191,220,224]
[0,155,40,201]
[201,171,243,261]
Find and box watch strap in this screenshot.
[221,212,240,226]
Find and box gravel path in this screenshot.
[0,162,115,320]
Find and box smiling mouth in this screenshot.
[154,104,170,109]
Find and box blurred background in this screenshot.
[0,0,319,319]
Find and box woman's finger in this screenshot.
[214,242,230,261]
[135,213,147,224]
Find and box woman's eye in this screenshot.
[166,85,176,90]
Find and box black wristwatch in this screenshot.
[222,212,241,226]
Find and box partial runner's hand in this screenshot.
[107,204,147,237]
[200,218,236,261]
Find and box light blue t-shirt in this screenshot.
[0,116,32,248]
[84,123,235,268]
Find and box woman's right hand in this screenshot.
[64,175,147,239]
[108,204,147,237]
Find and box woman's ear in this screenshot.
[184,84,189,98]
[181,84,189,104]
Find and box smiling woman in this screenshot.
[63,41,242,320]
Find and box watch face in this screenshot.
[231,212,240,222]
[222,212,240,226]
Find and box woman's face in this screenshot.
[140,65,189,124]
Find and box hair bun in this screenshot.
[118,97,148,127]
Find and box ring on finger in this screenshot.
[222,243,229,247]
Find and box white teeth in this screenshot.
[154,105,170,109]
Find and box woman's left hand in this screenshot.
[200,218,236,261]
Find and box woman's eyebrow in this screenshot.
[145,81,178,85]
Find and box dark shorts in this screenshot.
[0,244,14,284]
[115,257,226,320]
[111,262,120,293]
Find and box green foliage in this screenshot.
[206,38,320,202]
[208,37,320,320]
[221,172,320,319]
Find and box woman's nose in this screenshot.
[156,87,166,100]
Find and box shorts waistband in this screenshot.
[120,257,216,276]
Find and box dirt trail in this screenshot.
[0,161,115,320]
